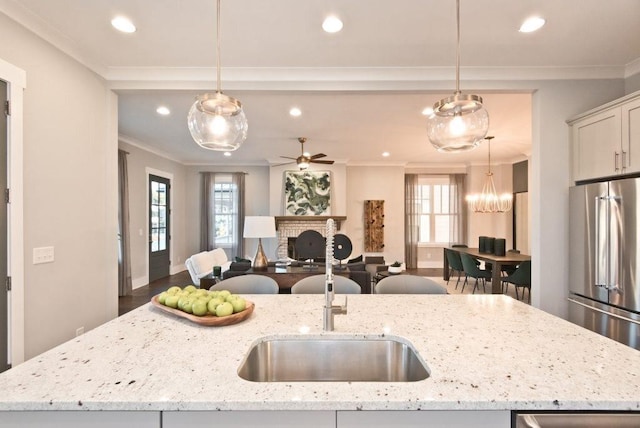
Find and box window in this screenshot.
[416,176,455,244]
[212,174,238,247]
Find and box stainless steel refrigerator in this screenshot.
[569,177,640,350]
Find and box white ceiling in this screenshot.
[3,0,640,166]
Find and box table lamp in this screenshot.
[243,216,276,270]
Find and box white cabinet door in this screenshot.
[337,410,511,428]
[572,107,622,182]
[163,410,336,428]
[0,411,160,427]
[622,96,640,174]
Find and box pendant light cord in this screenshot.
[455,0,460,94]
[216,0,221,93]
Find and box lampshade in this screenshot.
[426,0,489,152]
[243,216,276,238]
[187,0,248,151]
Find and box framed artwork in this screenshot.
[284,170,331,215]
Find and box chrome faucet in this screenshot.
[324,278,348,332]
[323,219,347,332]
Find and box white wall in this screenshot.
[118,140,188,288]
[529,79,625,318]
[0,12,118,359]
[346,166,405,264]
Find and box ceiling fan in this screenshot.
[280,137,335,170]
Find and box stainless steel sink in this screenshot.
[237,335,430,382]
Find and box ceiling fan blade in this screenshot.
[309,153,327,159]
[272,161,296,167]
[280,156,298,160]
[310,159,335,164]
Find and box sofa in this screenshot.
[185,248,232,286]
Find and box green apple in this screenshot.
[194,289,208,297]
[166,286,181,295]
[158,291,168,305]
[191,300,208,316]
[208,296,224,311]
[215,301,234,317]
[218,290,231,299]
[164,294,180,308]
[230,297,246,313]
[178,296,195,313]
[184,285,197,294]
[225,294,239,303]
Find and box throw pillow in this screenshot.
[348,254,363,264]
[347,261,366,271]
[230,261,251,271]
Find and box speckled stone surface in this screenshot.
[0,294,638,412]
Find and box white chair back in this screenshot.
[209,274,279,294]
[291,275,361,294]
[375,275,447,294]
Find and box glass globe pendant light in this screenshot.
[426,0,489,152]
[187,0,248,151]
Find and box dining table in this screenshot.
[443,247,531,294]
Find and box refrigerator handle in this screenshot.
[594,196,607,288]
[610,195,622,294]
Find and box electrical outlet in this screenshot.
[75,327,84,337]
[33,246,55,264]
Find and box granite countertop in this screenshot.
[0,294,638,412]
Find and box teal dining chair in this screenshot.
[502,260,532,302]
[460,253,492,294]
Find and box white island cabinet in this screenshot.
[569,90,640,182]
[0,294,638,428]
[163,410,509,428]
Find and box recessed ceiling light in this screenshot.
[111,16,136,33]
[519,16,546,33]
[223,152,231,157]
[382,152,390,157]
[422,107,434,116]
[289,107,302,117]
[322,16,343,33]
[156,106,170,116]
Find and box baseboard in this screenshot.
[132,276,148,290]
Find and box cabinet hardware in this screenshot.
[614,152,620,171]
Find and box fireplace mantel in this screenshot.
[274,216,346,231]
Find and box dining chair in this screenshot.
[291,275,361,294]
[460,253,492,294]
[209,274,279,294]
[501,249,521,277]
[502,260,532,302]
[375,275,447,294]
[445,249,465,289]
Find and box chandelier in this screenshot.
[426,0,489,152]
[466,136,513,213]
[187,0,248,151]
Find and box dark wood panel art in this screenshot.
[364,200,384,252]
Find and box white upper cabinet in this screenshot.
[622,96,640,173]
[569,91,640,182]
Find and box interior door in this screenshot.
[0,80,8,372]
[149,174,170,283]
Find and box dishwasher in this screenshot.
[514,412,640,427]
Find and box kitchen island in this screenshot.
[0,294,638,427]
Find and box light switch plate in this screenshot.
[33,246,54,264]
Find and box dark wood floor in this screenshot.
[118,268,442,316]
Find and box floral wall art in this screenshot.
[284,171,331,215]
